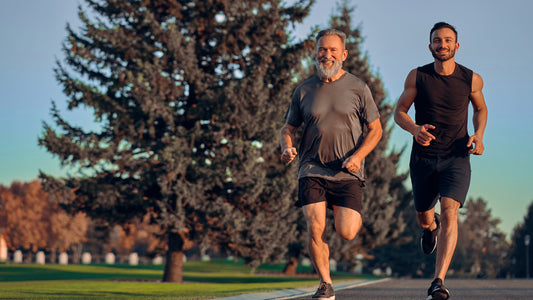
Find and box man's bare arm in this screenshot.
[394,68,436,146]
[280,122,298,164]
[467,72,488,155]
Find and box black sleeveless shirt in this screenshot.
[413,63,473,156]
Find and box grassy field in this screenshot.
[0,259,371,299]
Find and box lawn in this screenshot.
[0,260,371,299]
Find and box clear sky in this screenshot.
[1,0,532,237]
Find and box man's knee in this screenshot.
[440,197,460,223]
[335,215,362,241]
[417,210,435,229]
[303,202,327,241]
[307,221,326,242]
[337,227,358,241]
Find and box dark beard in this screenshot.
[431,47,456,62]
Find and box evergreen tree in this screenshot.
[374,198,510,278]
[452,197,509,278]
[509,200,533,278]
[39,0,315,282]
[324,1,411,268]
[444,197,509,278]
[370,204,435,278]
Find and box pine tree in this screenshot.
[324,1,411,268]
[509,200,533,278]
[39,0,315,281]
[190,1,315,270]
[453,197,509,278]
[369,205,435,278]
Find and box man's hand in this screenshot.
[281,147,298,164]
[342,155,362,174]
[467,134,485,155]
[414,124,436,146]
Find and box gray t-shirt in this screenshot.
[285,73,380,181]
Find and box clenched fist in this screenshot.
[281,147,298,164]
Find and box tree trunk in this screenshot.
[50,249,57,264]
[282,256,299,275]
[72,243,82,264]
[283,244,303,275]
[162,231,192,282]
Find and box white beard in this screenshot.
[315,58,343,80]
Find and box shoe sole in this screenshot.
[427,291,449,300]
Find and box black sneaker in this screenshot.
[312,282,335,299]
[421,213,440,254]
[427,278,450,300]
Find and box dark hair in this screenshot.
[316,29,346,49]
[430,22,458,42]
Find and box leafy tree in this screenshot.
[39,0,315,281]
[0,181,49,254]
[0,181,88,262]
[48,209,89,263]
[509,200,533,278]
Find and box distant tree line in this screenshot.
[2,180,531,278]
[0,180,165,264]
[0,181,88,263]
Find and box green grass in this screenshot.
[0,260,371,299]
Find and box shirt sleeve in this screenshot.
[284,87,303,127]
[361,84,380,124]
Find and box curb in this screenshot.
[214,278,391,300]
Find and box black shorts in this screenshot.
[410,151,471,212]
[298,177,363,213]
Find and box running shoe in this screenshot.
[421,213,440,254]
[312,282,335,299]
[427,278,450,300]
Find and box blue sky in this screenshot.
[1,0,532,237]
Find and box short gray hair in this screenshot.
[315,29,346,49]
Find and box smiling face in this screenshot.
[314,34,348,80]
[429,27,459,62]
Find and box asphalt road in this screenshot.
[287,278,533,300]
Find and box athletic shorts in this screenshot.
[297,177,363,213]
[410,150,471,212]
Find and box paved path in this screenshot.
[216,278,533,300]
[289,278,533,300]
[215,279,386,300]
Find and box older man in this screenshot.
[280,28,382,300]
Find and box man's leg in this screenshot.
[303,201,331,284]
[434,197,460,281]
[417,207,437,231]
[333,205,362,241]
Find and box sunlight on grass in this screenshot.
[0,260,368,299]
